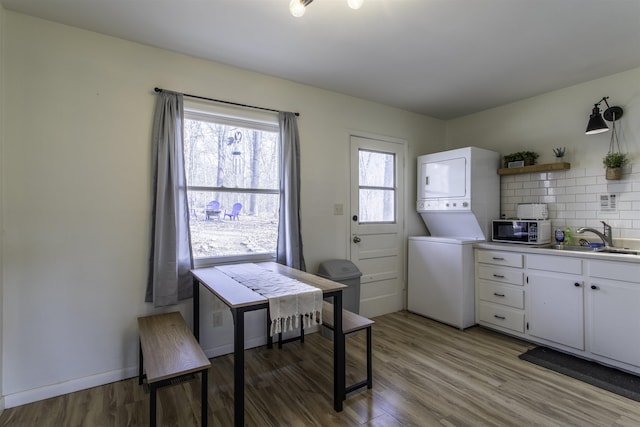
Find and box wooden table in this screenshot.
[191,262,347,427]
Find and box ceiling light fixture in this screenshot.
[289,0,364,17]
[585,96,624,135]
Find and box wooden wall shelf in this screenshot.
[497,162,571,176]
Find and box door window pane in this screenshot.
[359,150,395,187]
[358,149,396,223]
[359,189,395,222]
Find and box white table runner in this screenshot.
[217,263,323,336]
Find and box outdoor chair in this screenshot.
[224,203,242,221]
[205,200,222,220]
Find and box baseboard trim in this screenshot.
[5,327,321,409]
[4,366,138,409]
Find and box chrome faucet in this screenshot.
[576,221,613,247]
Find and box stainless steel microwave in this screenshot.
[492,220,551,244]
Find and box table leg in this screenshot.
[138,340,144,385]
[267,309,273,349]
[231,307,245,427]
[333,291,345,410]
[201,369,208,427]
[150,383,157,427]
[193,278,200,342]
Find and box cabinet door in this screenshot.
[527,272,584,350]
[588,279,640,367]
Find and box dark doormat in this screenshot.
[519,346,640,402]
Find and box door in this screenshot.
[527,272,585,350]
[349,134,405,318]
[419,156,467,199]
[588,279,640,367]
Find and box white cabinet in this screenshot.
[526,254,584,350]
[475,250,525,333]
[587,260,640,368]
[475,245,640,375]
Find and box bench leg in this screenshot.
[201,369,208,427]
[150,383,157,427]
[138,340,144,385]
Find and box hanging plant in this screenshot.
[603,152,628,168]
[603,117,627,180]
[603,152,627,180]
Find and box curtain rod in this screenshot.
[154,87,299,117]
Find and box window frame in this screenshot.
[357,148,397,224]
[183,101,281,267]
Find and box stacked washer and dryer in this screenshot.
[407,147,500,329]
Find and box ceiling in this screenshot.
[3,0,640,119]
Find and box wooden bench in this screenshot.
[138,311,211,427]
[322,301,374,397]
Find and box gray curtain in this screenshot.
[277,112,306,271]
[146,91,194,306]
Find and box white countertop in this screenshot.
[474,241,640,264]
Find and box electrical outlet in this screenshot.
[212,311,223,327]
[599,193,617,212]
[333,204,344,215]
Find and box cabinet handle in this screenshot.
[574,282,581,287]
[493,274,505,278]
[492,257,505,260]
[493,292,505,297]
[591,285,599,290]
[494,314,506,320]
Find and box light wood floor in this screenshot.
[2,310,640,426]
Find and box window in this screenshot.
[358,149,396,223]
[183,103,280,263]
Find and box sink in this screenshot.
[598,247,640,255]
[542,244,639,255]
[542,245,601,252]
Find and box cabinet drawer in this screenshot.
[478,265,524,286]
[590,260,639,283]
[477,281,524,309]
[476,250,523,268]
[527,254,582,274]
[477,302,525,333]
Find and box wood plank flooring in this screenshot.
[2,310,639,426]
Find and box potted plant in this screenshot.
[520,151,539,166]
[503,151,539,168]
[553,147,566,161]
[503,153,521,168]
[603,152,628,180]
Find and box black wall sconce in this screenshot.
[585,96,624,135]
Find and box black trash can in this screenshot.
[317,259,362,339]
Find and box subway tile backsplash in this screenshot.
[500,163,640,239]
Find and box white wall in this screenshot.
[447,68,640,238]
[446,67,640,167]
[1,11,443,407]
